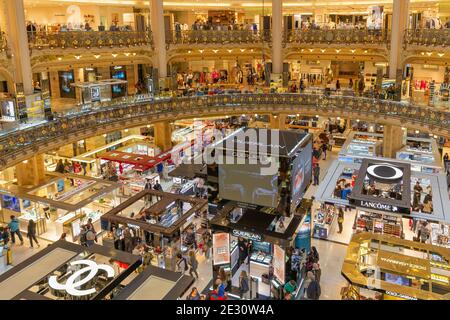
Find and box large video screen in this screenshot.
[291,140,312,208]
[219,163,279,208]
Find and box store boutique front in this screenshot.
[341,232,450,300]
[100,189,207,270]
[0,241,140,300]
[206,128,314,299]
[112,265,194,300]
[0,173,120,242]
[314,159,450,247]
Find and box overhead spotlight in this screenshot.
[124,129,129,133]
[255,113,258,116]
[22,160,28,164]
[335,49,341,53]
[57,57,62,61]
[124,52,130,57]
[94,54,101,59]
[350,49,356,53]
[426,52,432,56]
[433,135,438,138]
[320,49,325,53]
[212,49,218,53]
[188,50,191,54]
[250,49,254,52]
[146,125,150,128]
[227,49,233,53]
[296,113,300,117]
[356,119,360,122]
[421,52,425,56]
[199,49,204,53]
[300,49,304,52]
[112,53,118,58]
[438,53,444,57]
[415,130,420,134]
[364,50,368,53]
[240,49,245,52]
[132,53,137,56]
[309,48,314,52]
[74,55,81,60]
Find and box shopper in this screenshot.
[55,159,65,173]
[188,250,199,278]
[312,262,322,283]
[444,153,449,162]
[237,237,247,265]
[203,232,213,259]
[423,192,433,213]
[239,270,250,299]
[59,233,67,241]
[309,246,320,263]
[79,226,88,246]
[85,225,96,247]
[209,280,226,300]
[186,287,200,300]
[284,279,297,295]
[337,208,344,234]
[176,253,188,273]
[86,218,97,243]
[313,163,320,186]
[306,274,321,300]
[123,227,134,253]
[335,79,341,90]
[27,219,40,248]
[8,215,24,245]
[341,183,352,200]
[0,227,10,244]
[321,143,328,160]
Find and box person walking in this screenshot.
[85,225,96,247]
[176,252,188,273]
[123,227,134,253]
[321,143,328,160]
[239,270,250,299]
[313,163,320,186]
[8,215,24,245]
[27,219,40,248]
[337,208,344,234]
[188,250,199,278]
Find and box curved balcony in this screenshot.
[284,29,389,47]
[0,94,449,170]
[29,31,153,51]
[404,29,450,48]
[166,30,269,46]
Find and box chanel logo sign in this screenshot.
[49,260,115,297]
[367,164,403,181]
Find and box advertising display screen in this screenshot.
[57,179,65,192]
[111,66,127,98]
[1,195,20,212]
[273,244,286,283]
[212,232,230,265]
[291,140,313,209]
[58,71,75,98]
[1,100,16,121]
[384,273,411,286]
[219,163,279,208]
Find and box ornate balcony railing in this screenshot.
[284,29,389,45]
[29,31,153,50]
[0,32,7,52]
[404,28,450,48]
[0,94,449,169]
[166,30,270,45]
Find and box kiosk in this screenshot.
[341,232,450,300]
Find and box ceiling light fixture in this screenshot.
[94,54,101,59]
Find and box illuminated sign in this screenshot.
[49,260,115,296]
[359,200,399,213]
[232,229,262,242]
[385,291,417,300]
[367,163,403,181]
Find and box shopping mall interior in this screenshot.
[0,0,449,302]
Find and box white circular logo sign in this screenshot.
[49,259,115,297]
[367,163,403,181]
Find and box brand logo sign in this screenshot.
[49,260,115,296]
[232,229,262,242]
[359,200,399,213]
[367,164,403,181]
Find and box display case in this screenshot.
[354,211,403,238]
[430,223,449,249]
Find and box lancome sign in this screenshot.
[353,199,409,214]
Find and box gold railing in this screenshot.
[404,28,450,48]
[166,29,270,45]
[0,94,449,169]
[29,31,153,50]
[284,28,389,45]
